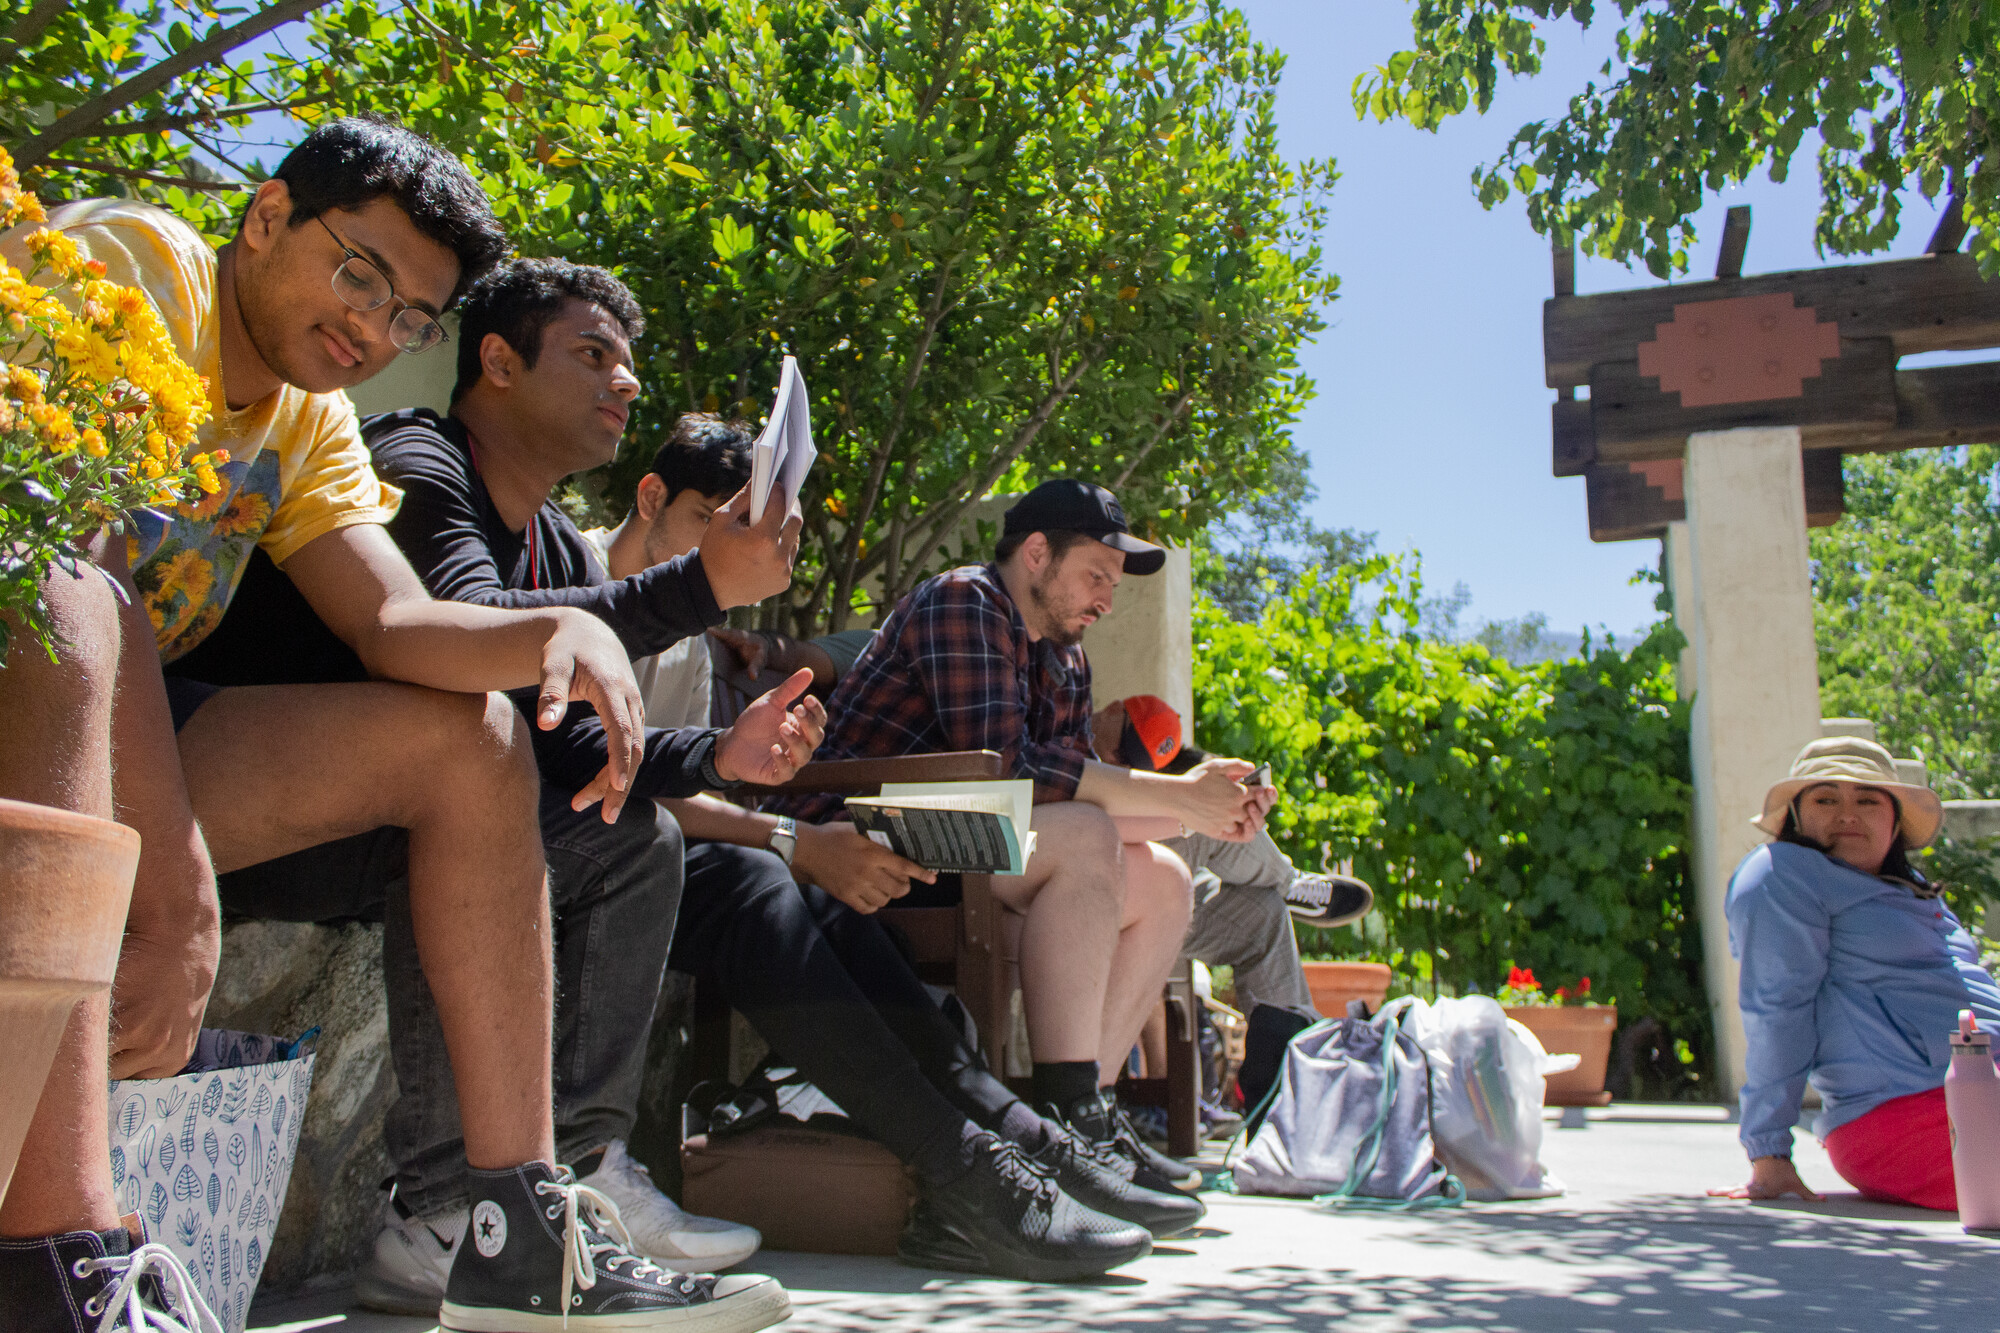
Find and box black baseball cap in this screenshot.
[1001,479,1166,575]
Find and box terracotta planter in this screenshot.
[1302,961,1392,1019]
[1505,1004,1618,1107]
[0,798,140,1207]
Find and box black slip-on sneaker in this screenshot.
[440,1163,789,1333]
[1047,1090,1204,1193]
[1024,1120,1205,1239]
[898,1131,1151,1282]
[1284,873,1374,927]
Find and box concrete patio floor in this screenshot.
[247,1105,2000,1333]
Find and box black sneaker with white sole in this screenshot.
[1284,872,1374,927]
[898,1130,1151,1282]
[0,1226,223,1333]
[1023,1120,1205,1239]
[440,1163,789,1333]
[1046,1089,1204,1193]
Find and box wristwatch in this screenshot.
[768,815,798,867]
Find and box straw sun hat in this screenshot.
[1752,736,1944,849]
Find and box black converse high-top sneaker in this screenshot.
[0,1226,223,1333]
[440,1163,789,1333]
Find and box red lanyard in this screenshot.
[463,427,540,591]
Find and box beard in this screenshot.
[1027,566,1089,648]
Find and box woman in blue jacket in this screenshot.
[1711,737,2000,1209]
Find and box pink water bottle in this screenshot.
[1946,1009,2000,1232]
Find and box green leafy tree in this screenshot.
[1355,0,2000,276]
[1813,445,2000,922]
[1814,446,2000,799]
[2,0,336,236]
[1194,555,1708,1092]
[298,0,1339,631]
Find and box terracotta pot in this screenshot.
[1302,961,1392,1019]
[1505,1004,1618,1106]
[0,798,140,1207]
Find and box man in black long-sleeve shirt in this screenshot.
[359,256,1196,1284]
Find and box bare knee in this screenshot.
[0,563,121,810]
[401,690,539,816]
[1126,844,1194,931]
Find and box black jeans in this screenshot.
[217,788,683,1217]
[669,841,1018,1168]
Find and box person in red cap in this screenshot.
[770,479,1274,1199]
[1090,696,1374,1015]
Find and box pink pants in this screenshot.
[1822,1086,1957,1212]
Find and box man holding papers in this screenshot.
[773,479,1275,1190]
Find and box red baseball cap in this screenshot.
[1118,694,1183,770]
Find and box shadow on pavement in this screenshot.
[761,1193,2000,1332]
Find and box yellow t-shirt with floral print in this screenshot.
[0,200,402,662]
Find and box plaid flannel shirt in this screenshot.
[772,563,1093,823]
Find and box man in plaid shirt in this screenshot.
[773,479,1271,1188]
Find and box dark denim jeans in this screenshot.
[217,788,683,1218]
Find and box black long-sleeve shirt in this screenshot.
[168,409,727,800]
[362,408,729,799]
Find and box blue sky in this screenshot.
[1232,0,1957,638]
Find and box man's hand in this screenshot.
[714,667,825,785]
[540,608,645,822]
[709,625,772,678]
[1176,757,1266,841]
[792,821,935,913]
[709,625,839,691]
[109,892,221,1079]
[698,483,802,610]
[1707,1156,1823,1202]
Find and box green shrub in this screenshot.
[1192,555,1709,1095]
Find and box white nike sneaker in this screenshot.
[353,1185,465,1316]
[576,1139,762,1271]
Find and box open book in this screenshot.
[749,355,818,524]
[845,779,1036,876]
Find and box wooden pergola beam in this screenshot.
[1553,356,2000,472]
[1545,251,2000,389]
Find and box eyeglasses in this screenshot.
[316,216,448,355]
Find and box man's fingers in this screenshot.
[714,481,753,521]
[758,666,814,711]
[572,764,619,814]
[538,652,576,728]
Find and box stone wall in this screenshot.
[205,919,702,1293]
[201,920,394,1292]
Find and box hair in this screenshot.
[649,413,755,505]
[262,116,510,304]
[450,257,645,402]
[1775,789,1922,884]
[995,528,1097,565]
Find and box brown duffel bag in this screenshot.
[680,1125,916,1256]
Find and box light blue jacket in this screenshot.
[1727,841,2000,1160]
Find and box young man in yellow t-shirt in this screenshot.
[0,118,802,1333]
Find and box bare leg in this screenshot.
[989,803,1124,1063]
[1095,842,1193,1086]
[0,565,123,1237]
[178,683,556,1171]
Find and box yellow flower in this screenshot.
[211,487,269,538]
[24,228,85,281]
[8,365,43,403]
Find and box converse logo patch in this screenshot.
[472,1200,507,1257]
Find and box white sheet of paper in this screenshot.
[748,355,818,524]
